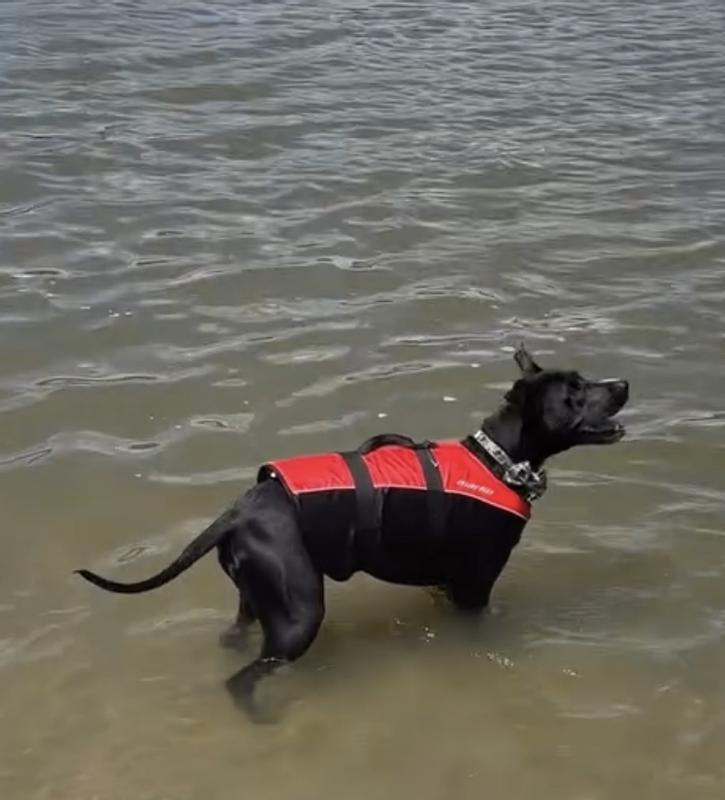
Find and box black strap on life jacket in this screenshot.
[339,449,380,534]
[413,446,446,539]
[340,435,445,538]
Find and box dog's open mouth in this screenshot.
[577,399,627,443]
[578,418,626,443]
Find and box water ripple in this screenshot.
[2,0,725,795]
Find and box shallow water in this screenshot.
[1,1,725,797]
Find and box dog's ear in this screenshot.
[514,343,542,376]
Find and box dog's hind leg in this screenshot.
[226,576,324,718]
[219,593,257,649]
[226,603,324,722]
[217,533,259,649]
[224,512,324,719]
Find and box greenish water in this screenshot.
[1,1,724,798]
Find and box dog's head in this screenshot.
[504,344,629,460]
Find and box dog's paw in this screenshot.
[225,675,280,725]
[218,623,249,650]
[426,585,450,606]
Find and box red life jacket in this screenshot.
[260,440,529,523]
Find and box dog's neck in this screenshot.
[480,404,542,468]
[473,405,548,502]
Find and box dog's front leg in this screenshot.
[446,549,512,613]
[447,580,493,613]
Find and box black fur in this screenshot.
[76,346,629,716]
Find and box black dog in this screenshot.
[76,345,628,712]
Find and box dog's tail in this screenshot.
[74,506,238,595]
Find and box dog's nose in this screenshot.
[600,378,629,404]
[613,379,629,403]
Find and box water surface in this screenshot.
[2,1,725,798]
